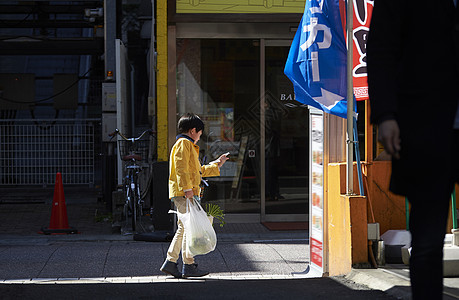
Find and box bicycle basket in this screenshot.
[118,140,151,161]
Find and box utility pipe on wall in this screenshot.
[346,0,354,195]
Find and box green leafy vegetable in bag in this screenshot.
[205,203,226,227]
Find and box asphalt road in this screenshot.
[0,278,398,300]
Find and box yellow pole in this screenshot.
[156,0,169,161]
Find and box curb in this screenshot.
[0,232,309,245]
[346,268,411,300]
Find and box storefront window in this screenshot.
[176,39,260,214]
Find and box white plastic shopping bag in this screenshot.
[171,198,217,257]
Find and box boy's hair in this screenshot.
[177,113,205,134]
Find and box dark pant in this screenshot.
[408,180,454,300]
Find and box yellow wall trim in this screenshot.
[157,0,168,161]
[176,0,306,14]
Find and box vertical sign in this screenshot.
[352,0,373,101]
[309,108,324,273]
[284,0,348,119]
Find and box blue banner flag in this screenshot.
[284,0,348,118]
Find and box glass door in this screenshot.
[176,38,261,223]
[261,40,309,222]
[175,37,308,223]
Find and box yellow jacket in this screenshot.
[169,136,220,199]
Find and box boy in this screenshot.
[160,113,229,278]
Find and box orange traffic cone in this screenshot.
[41,172,78,235]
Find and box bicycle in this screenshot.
[109,128,155,232]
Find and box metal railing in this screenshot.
[0,119,98,186]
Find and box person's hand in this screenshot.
[184,190,194,199]
[378,119,401,160]
[216,153,229,167]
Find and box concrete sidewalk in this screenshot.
[0,237,398,300]
[2,237,458,300]
[1,188,459,299]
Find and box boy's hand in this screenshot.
[216,153,229,167]
[184,190,194,199]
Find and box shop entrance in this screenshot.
[261,40,309,222]
[175,32,308,223]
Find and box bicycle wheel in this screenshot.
[135,181,143,221]
[124,186,130,228]
[129,186,137,231]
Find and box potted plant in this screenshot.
[205,203,226,227]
